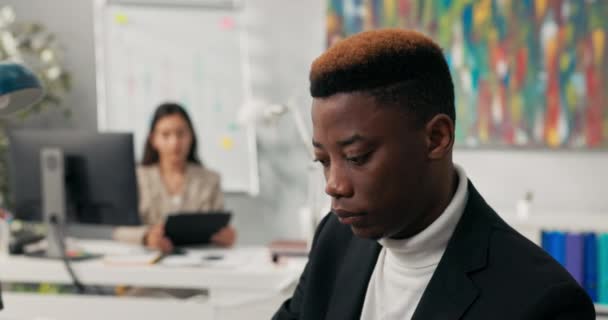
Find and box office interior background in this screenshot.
[2,0,604,244]
[0,0,606,319]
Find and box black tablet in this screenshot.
[164,212,232,246]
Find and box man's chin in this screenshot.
[351,225,384,240]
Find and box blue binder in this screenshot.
[583,233,597,302]
[541,231,566,266]
[565,233,584,285]
[541,231,551,252]
[553,232,567,266]
[598,233,608,303]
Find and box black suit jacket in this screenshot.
[273,182,595,320]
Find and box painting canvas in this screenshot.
[327,0,607,148]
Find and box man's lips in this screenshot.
[333,209,366,225]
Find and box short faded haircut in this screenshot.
[310,29,455,125]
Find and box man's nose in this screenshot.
[325,164,354,199]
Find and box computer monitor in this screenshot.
[7,130,140,226]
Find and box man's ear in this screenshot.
[424,114,454,160]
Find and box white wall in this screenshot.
[221,0,326,244]
[455,150,608,215]
[3,0,606,245]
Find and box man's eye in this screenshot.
[346,152,371,166]
[314,158,329,167]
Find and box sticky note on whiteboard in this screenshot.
[220,136,234,150]
[219,17,235,30]
[228,122,239,132]
[114,13,129,25]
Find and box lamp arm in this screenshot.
[287,102,314,161]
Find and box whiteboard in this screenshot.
[93,0,259,195]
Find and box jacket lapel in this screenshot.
[412,182,494,320]
[325,236,382,320]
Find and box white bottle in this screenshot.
[516,191,534,220]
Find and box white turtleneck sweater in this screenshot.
[360,165,469,320]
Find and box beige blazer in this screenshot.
[113,164,224,244]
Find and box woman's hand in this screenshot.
[144,223,174,253]
[211,226,237,247]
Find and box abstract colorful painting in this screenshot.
[327,0,607,148]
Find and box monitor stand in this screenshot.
[22,218,99,261]
[28,148,99,261]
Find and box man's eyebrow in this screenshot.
[337,134,365,147]
[313,134,367,149]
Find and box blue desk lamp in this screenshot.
[0,62,44,116]
[0,61,44,310]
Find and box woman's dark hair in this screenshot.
[141,102,202,166]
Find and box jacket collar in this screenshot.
[325,234,382,320]
[322,181,496,320]
[411,181,495,320]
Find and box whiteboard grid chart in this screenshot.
[94,0,259,195]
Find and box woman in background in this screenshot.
[114,102,236,251]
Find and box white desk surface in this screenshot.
[2,291,605,320]
[0,239,305,297]
[0,292,214,320]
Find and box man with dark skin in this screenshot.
[273,29,594,320]
[312,92,455,240]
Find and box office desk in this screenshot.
[0,292,214,320]
[0,239,305,301]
